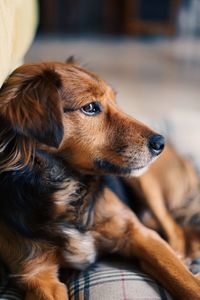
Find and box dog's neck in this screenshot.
[0,146,103,243]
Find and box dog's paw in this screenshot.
[51,282,68,300]
[25,282,68,300]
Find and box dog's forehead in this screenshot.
[58,64,116,103]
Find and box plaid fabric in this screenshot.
[0,262,172,300]
[67,262,172,300]
[0,281,23,300]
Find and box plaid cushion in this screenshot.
[0,262,172,300]
[66,262,172,300]
[0,282,23,300]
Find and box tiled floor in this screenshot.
[26,37,200,120]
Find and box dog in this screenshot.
[0,59,200,300]
[125,144,200,260]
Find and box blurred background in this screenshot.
[26,0,200,121]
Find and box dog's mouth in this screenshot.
[94,158,149,176]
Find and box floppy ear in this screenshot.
[0,66,64,148]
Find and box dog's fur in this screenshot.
[0,60,200,300]
[125,144,200,259]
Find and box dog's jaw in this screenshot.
[130,165,149,177]
[130,154,161,177]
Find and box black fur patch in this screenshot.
[94,158,131,175]
[0,151,76,245]
[0,149,103,246]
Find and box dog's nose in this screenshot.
[149,134,165,156]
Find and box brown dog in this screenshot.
[125,144,200,259]
[0,60,199,300]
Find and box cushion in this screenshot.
[0,262,172,300]
[66,262,172,300]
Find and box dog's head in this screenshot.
[0,60,164,176]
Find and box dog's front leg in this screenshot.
[136,174,186,256]
[123,226,200,300]
[0,234,68,300]
[23,263,68,300]
[12,249,68,300]
[93,188,200,300]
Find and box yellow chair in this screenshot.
[0,0,38,87]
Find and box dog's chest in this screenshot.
[54,177,96,228]
[53,177,99,270]
[55,182,98,269]
[61,228,96,270]
[36,156,99,269]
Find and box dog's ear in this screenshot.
[66,56,80,65]
[0,66,64,148]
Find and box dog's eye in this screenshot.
[80,102,102,116]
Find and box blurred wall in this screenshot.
[39,0,123,35]
[38,0,182,36]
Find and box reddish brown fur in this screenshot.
[0,61,199,300]
[125,144,200,258]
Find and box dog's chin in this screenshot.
[94,158,149,177]
[129,155,160,177]
[130,166,149,177]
